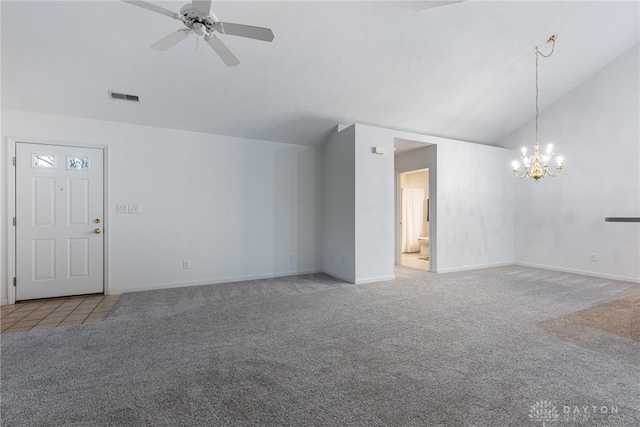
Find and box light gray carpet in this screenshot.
[2,266,639,426]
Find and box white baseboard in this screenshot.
[109,269,324,294]
[355,275,395,285]
[323,271,355,284]
[436,262,514,274]
[514,262,640,284]
[72,263,640,297]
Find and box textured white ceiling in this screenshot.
[2,1,638,147]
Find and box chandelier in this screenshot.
[512,35,563,182]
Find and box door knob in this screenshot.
[94,228,102,234]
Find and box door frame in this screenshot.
[5,137,110,305]
[395,163,435,272]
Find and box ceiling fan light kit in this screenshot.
[122,0,274,66]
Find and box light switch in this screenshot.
[116,204,128,214]
[128,204,140,214]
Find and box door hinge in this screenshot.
[13,156,16,166]
[13,277,17,287]
[13,217,16,226]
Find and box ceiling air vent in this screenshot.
[109,91,140,102]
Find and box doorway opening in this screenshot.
[399,168,430,271]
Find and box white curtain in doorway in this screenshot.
[401,188,424,253]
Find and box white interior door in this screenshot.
[15,143,104,301]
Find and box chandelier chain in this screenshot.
[535,38,556,144]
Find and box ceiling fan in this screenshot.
[122,0,274,66]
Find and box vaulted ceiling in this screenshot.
[2,1,638,146]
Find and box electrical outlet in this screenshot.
[590,253,597,262]
[116,204,128,214]
[289,253,295,261]
[478,248,483,256]
[183,259,191,269]
[128,204,140,214]
[341,256,345,265]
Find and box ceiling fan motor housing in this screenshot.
[179,4,218,35]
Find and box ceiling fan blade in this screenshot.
[121,1,180,19]
[192,0,212,15]
[215,22,274,42]
[151,29,191,51]
[205,35,240,67]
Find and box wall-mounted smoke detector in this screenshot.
[109,91,140,102]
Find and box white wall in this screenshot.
[500,44,640,282]
[1,110,323,302]
[322,125,356,282]
[434,140,514,272]
[322,124,397,285]
[394,135,514,273]
[354,125,396,284]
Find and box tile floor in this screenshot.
[401,252,430,271]
[0,294,120,335]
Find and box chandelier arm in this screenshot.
[545,167,562,178]
[513,162,531,178]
